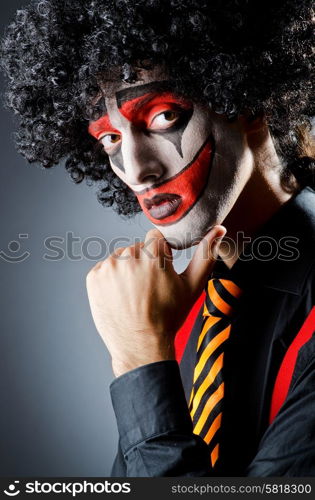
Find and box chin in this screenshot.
[164,236,196,250]
[151,189,224,248]
[156,216,218,250]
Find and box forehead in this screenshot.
[91,77,193,132]
[115,81,176,107]
[100,65,170,100]
[88,80,194,139]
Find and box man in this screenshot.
[1,0,314,476]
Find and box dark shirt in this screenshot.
[110,187,315,477]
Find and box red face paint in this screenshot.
[135,138,213,226]
[88,92,192,139]
[88,91,212,227]
[118,92,192,126]
[88,115,119,140]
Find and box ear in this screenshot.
[241,114,270,151]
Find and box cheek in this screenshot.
[211,116,247,167]
[195,128,253,221]
[110,160,128,184]
[109,149,125,172]
[111,135,189,182]
[107,108,213,191]
[180,108,212,159]
[136,139,213,226]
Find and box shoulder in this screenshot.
[298,188,315,292]
[257,187,315,295]
[294,187,315,244]
[288,187,315,294]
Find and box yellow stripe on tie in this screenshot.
[197,315,221,351]
[190,353,224,419]
[193,382,224,435]
[188,386,194,409]
[189,278,242,468]
[193,326,230,384]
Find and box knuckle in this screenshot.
[147,228,160,238]
[110,246,124,257]
[123,246,133,255]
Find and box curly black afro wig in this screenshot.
[1,0,314,216]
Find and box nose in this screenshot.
[121,128,166,186]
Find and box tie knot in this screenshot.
[203,278,242,318]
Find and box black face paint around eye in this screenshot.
[110,149,125,172]
[150,108,193,157]
[116,81,173,108]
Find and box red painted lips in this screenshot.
[135,138,213,226]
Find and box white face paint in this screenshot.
[89,70,254,249]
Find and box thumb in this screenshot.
[181,225,226,296]
[143,228,173,263]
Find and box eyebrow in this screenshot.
[116,81,173,108]
[88,115,114,140]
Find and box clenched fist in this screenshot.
[86,226,226,377]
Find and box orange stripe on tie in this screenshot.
[211,443,220,467]
[190,278,242,468]
[220,279,242,298]
[193,382,224,435]
[204,412,222,445]
[197,315,221,351]
[208,280,233,316]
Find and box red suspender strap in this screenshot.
[175,291,206,363]
[269,306,315,424]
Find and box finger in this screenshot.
[110,246,128,260]
[124,241,145,259]
[181,225,226,295]
[134,241,145,259]
[111,242,145,261]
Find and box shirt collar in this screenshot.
[212,187,315,295]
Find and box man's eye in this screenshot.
[100,133,121,153]
[149,110,179,130]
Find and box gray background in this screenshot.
[0,1,191,476]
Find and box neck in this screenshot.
[219,140,297,268]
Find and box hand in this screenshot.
[86,225,226,377]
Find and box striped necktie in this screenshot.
[188,278,242,467]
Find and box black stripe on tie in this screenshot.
[205,294,225,317]
[197,316,229,357]
[193,340,226,395]
[199,400,223,442]
[213,279,240,311]
[192,369,224,429]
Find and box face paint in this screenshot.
[116,80,174,107]
[88,76,253,249]
[88,83,213,226]
[136,137,213,225]
[89,89,194,170]
[117,92,194,159]
[88,114,125,171]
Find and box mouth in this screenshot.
[143,193,182,219]
[135,136,214,226]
